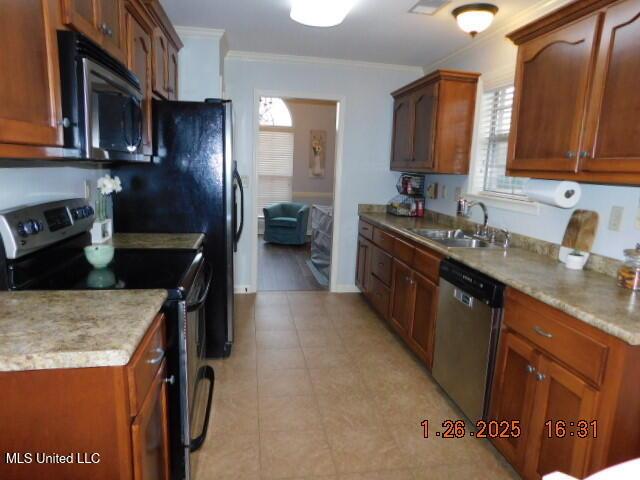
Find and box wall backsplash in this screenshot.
[0,166,106,212]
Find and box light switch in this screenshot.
[441,186,448,200]
[609,206,624,231]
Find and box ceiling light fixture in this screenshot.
[290,0,357,28]
[452,3,498,37]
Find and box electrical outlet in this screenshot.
[609,206,624,231]
[454,187,462,201]
[84,180,91,199]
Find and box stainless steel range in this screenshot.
[0,199,213,480]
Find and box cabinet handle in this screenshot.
[146,347,164,364]
[57,117,71,128]
[536,372,546,382]
[526,364,536,374]
[565,151,576,159]
[579,151,590,159]
[533,325,553,339]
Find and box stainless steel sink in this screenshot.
[410,229,467,240]
[410,228,505,249]
[436,238,495,248]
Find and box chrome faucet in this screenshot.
[457,198,489,236]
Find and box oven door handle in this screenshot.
[187,264,213,313]
[189,365,215,453]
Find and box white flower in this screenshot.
[97,174,123,196]
[113,176,123,193]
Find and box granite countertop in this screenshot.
[0,290,168,372]
[360,212,640,346]
[110,233,205,250]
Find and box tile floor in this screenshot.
[193,291,520,480]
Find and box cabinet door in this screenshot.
[390,95,413,170]
[411,83,438,170]
[524,355,599,480]
[167,43,179,100]
[152,28,169,98]
[0,0,64,147]
[490,331,539,470]
[126,5,153,154]
[355,236,370,293]
[408,271,438,368]
[61,0,101,44]
[582,0,640,174]
[390,260,415,334]
[99,0,126,62]
[132,361,171,480]
[507,14,600,173]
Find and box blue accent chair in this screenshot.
[263,202,310,245]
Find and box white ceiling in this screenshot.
[160,0,543,67]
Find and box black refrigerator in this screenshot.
[114,99,244,358]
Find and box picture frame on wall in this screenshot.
[309,130,326,178]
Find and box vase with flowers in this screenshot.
[91,174,122,243]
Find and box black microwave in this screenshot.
[58,31,147,162]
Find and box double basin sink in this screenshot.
[409,228,504,249]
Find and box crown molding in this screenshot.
[424,0,574,71]
[175,26,226,39]
[226,50,424,73]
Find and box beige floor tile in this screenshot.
[316,392,385,431]
[256,330,300,350]
[260,430,336,478]
[412,461,520,480]
[293,312,334,330]
[258,368,314,397]
[297,328,344,349]
[373,388,450,430]
[338,470,416,480]
[259,395,322,432]
[196,433,260,477]
[255,292,289,306]
[257,348,307,371]
[255,304,292,319]
[303,347,353,369]
[308,367,368,396]
[217,373,258,399]
[255,315,296,332]
[326,425,411,474]
[210,394,258,435]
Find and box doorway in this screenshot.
[255,96,339,292]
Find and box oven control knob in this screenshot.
[71,208,80,220]
[17,222,27,237]
[87,205,94,217]
[21,220,39,236]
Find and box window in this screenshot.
[259,97,293,127]
[472,85,527,198]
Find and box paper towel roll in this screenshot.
[523,180,581,208]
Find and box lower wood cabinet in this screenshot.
[356,219,441,369]
[0,313,170,480]
[490,289,640,479]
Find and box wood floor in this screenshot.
[258,235,325,292]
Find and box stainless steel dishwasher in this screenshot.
[432,259,505,422]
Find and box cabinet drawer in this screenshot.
[368,274,390,320]
[504,291,608,386]
[127,313,166,417]
[413,247,441,284]
[358,220,374,240]
[393,237,415,265]
[370,246,392,286]
[373,227,395,252]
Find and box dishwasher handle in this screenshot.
[453,288,475,308]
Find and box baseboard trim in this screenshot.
[234,285,253,294]
[332,284,361,293]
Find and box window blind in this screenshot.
[474,85,526,197]
[257,130,294,215]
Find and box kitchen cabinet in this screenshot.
[0,0,64,153]
[390,70,480,174]
[125,1,154,154]
[0,313,169,480]
[506,0,640,185]
[62,0,126,63]
[357,219,441,369]
[489,289,640,479]
[152,27,169,98]
[167,42,179,100]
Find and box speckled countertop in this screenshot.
[0,290,167,372]
[360,212,640,346]
[110,233,204,250]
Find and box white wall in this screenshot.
[423,0,639,261]
[0,166,105,212]
[176,27,226,101]
[225,53,422,291]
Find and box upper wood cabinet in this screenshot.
[507,0,640,185]
[390,70,480,174]
[62,0,127,63]
[0,0,64,150]
[152,27,169,98]
[167,42,179,100]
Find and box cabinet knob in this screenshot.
[565,151,576,159]
[164,375,175,385]
[58,117,71,128]
[579,151,590,159]
[536,372,546,382]
[526,364,536,374]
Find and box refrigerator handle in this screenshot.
[233,169,244,250]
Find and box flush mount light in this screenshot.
[452,3,499,37]
[290,0,357,27]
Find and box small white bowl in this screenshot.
[84,244,115,269]
[565,253,587,270]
